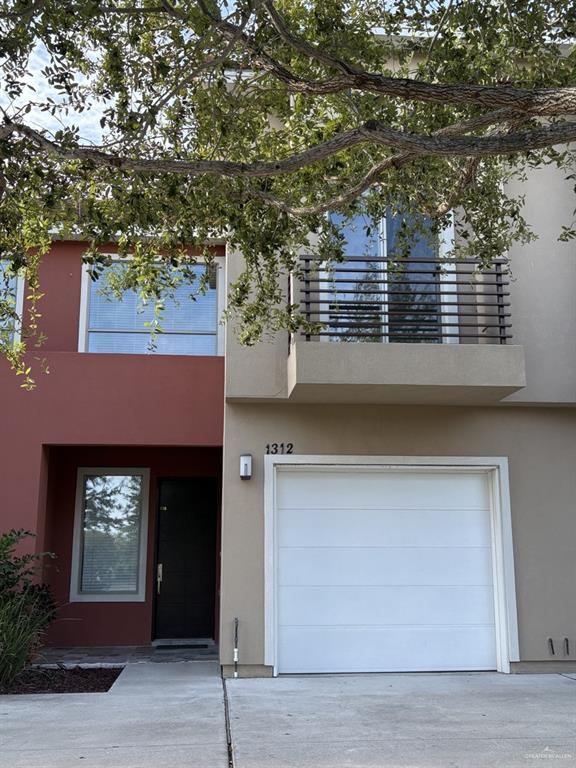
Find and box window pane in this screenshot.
[80,474,144,594]
[0,260,18,338]
[327,263,384,342]
[327,214,384,342]
[329,212,381,259]
[87,331,217,355]
[325,212,442,343]
[386,212,441,344]
[87,263,218,355]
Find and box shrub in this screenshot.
[0,530,56,688]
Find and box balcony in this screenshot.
[287,256,526,404]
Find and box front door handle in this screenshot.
[157,563,163,595]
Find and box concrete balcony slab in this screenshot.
[287,341,526,405]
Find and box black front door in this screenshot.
[154,478,217,639]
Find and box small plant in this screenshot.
[0,529,56,689]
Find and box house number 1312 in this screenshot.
[266,443,294,455]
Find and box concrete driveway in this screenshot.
[2,665,576,767]
[0,661,228,768]
[226,672,576,768]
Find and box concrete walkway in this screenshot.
[226,672,576,768]
[0,661,228,768]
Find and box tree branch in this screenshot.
[240,108,525,216]
[433,157,481,217]
[262,0,359,76]
[363,119,576,156]
[9,120,367,175]
[278,73,576,116]
[256,1,576,116]
[149,7,254,116]
[7,111,574,184]
[432,112,529,217]
[6,0,576,118]
[425,0,455,65]
[0,1,171,20]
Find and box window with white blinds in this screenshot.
[70,469,150,602]
[85,262,219,355]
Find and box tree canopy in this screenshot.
[1,0,575,382]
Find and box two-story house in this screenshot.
[1,160,575,676]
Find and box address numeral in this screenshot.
[266,443,294,455]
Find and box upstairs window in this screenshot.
[0,260,24,345]
[80,260,222,355]
[324,211,448,344]
[386,212,443,344]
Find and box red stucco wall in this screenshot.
[44,446,221,647]
[31,240,85,352]
[0,241,225,646]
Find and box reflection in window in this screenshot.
[79,474,144,594]
[386,213,441,344]
[86,262,218,355]
[0,260,19,344]
[327,214,385,342]
[326,212,442,343]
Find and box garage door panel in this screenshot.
[277,470,490,512]
[278,507,492,548]
[275,467,497,673]
[279,585,495,627]
[278,626,497,673]
[279,546,493,587]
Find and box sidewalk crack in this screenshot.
[221,675,235,768]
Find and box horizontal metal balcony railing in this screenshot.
[298,256,512,345]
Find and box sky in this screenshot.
[1,44,104,144]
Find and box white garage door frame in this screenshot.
[264,455,519,675]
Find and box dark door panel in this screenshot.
[155,478,217,639]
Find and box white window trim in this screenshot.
[379,217,389,340]
[70,467,150,603]
[78,254,226,355]
[264,454,519,676]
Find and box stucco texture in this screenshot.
[220,403,576,667]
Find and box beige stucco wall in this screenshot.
[220,162,576,674]
[225,163,576,406]
[220,403,576,669]
[503,163,576,404]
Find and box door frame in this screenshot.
[264,455,519,676]
[152,476,220,641]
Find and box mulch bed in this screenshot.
[0,666,123,695]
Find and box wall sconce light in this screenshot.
[239,454,253,480]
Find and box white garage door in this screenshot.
[276,467,497,673]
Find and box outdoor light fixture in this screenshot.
[239,454,253,480]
